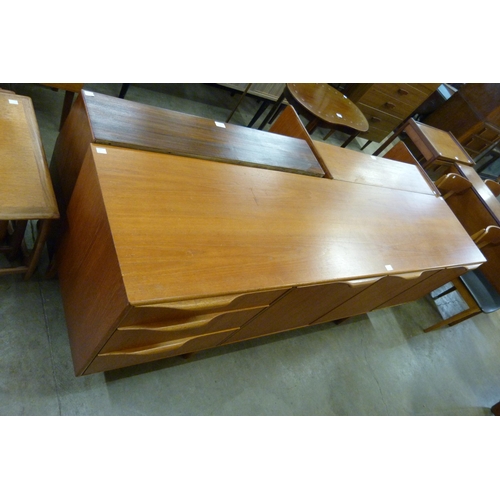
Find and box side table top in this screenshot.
[287,83,369,132]
[0,94,59,220]
[412,120,475,166]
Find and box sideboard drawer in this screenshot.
[357,103,401,142]
[370,84,428,109]
[104,306,266,353]
[122,288,289,327]
[358,88,417,120]
[86,329,238,374]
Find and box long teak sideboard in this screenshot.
[57,145,485,375]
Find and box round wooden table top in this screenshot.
[287,83,369,132]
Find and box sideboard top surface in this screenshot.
[84,145,485,305]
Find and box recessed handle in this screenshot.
[101,338,190,356]
[119,312,225,332]
[397,88,409,96]
[140,293,247,312]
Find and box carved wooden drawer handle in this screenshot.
[140,293,246,312]
[371,116,382,123]
[118,312,224,332]
[397,88,409,96]
[101,338,190,356]
[384,101,396,109]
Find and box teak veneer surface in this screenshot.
[82,91,323,175]
[86,145,484,305]
[411,121,474,166]
[312,140,438,195]
[0,94,58,220]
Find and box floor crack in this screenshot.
[38,280,62,416]
[362,333,389,415]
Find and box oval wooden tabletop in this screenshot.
[287,83,369,132]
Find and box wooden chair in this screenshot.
[434,172,473,200]
[485,178,500,197]
[424,225,500,332]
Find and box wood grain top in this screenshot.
[312,140,439,195]
[0,94,59,220]
[287,84,369,132]
[412,121,475,165]
[85,145,484,305]
[80,91,324,177]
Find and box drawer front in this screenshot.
[122,288,289,327]
[376,267,471,309]
[365,84,429,110]
[313,271,438,323]
[104,306,266,353]
[357,103,402,142]
[358,88,417,120]
[223,278,380,343]
[86,329,238,374]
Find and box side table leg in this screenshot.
[25,219,51,280]
[341,131,359,148]
[258,90,285,130]
[306,117,320,134]
[248,101,270,128]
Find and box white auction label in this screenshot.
[95,147,107,154]
[215,121,226,128]
[8,99,18,105]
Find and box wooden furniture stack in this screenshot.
[52,91,485,376]
[372,118,475,170]
[0,92,59,279]
[343,83,440,145]
[424,83,500,160]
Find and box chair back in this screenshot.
[435,173,472,199]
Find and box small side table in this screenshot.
[0,93,59,279]
[373,118,475,170]
[255,83,369,147]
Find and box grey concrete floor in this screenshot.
[1,82,500,416]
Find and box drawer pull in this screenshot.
[140,293,247,312]
[370,116,382,123]
[384,101,396,109]
[397,88,409,96]
[118,312,223,332]
[343,277,380,287]
[101,338,190,356]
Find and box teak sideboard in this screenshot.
[57,145,485,375]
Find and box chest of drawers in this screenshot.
[344,83,440,143]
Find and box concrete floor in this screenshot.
[1,82,500,416]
